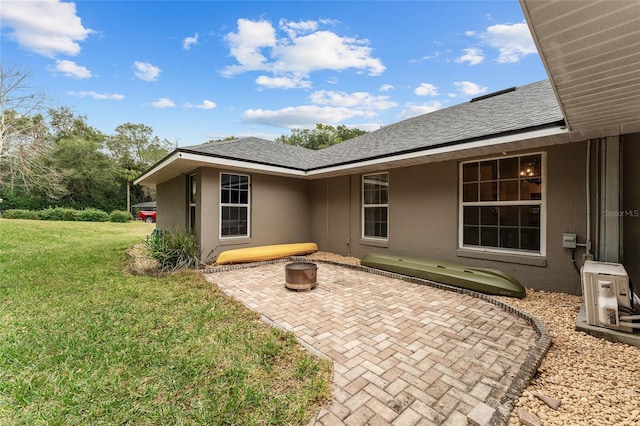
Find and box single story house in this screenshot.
[135,0,640,295]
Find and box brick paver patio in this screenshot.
[203,260,547,425]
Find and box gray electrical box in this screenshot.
[563,233,577,248]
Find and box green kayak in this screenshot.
[361,253,526,298]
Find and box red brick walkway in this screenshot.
[204,261,543,425]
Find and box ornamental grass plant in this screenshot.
[145,228,200,271]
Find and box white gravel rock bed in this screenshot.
[496,290,640,426]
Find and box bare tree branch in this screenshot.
[0,65,66,199]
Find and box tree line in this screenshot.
[1,66,174,213]
[1,65,368,214]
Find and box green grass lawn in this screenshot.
[0,219,331,425]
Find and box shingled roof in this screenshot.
[309,79,564,169]
[136,79,567,185]
[179,137,316,171]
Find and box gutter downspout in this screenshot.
[348,175,352,257]
[585,139,593,260]
[599,136,622,263]
[620,136,624,263]
[326,179,330,250]
[594,139,600,260]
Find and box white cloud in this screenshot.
[134,61,161,81]
[455,48,484,66]
[319,18,340,26]
[279,19,318,37]
[151,98,175,108]
[52,59,91,79]
[414,83,439,96]
[411,51,442,63]
[273,31,385,76]
[68,91,124,100]
[349,122,384,132]
[0,0,93,57]
[242,88,396,129]
[479,22,537,63]
[182,33,199,50]
[454,81,488,96]
[222,18,385,80]
[223,19,277,74]
[310,90,396,110]
[185,100,216,109]
[255,75,311,89]
[242,105,370,128]
[398,101,443,120]
[195,100,216,110]
[379,84,394,92]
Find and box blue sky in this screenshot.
[1,0,548,147]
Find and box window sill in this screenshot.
[456,248,546,267]
[359,238,389,248]
[219,237,252,247]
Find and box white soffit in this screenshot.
[521,0,640,138]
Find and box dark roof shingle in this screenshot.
[310,80,563,168]
[180,137,316,170]
[179,80,563,171]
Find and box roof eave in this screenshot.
[136,123,569,185]
[134,149,309,186]
[134,151,181,186]
[307,122,569,178]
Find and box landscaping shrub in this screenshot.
[2,207,114,222]
[75,208,109,222]
[0,192,48,211]
[109,210,133,223]
[2,209,38,220]
[145,229,199,271]
[36,208,55,220]
[37,207,77,221]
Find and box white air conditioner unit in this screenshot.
[582,261,634,333]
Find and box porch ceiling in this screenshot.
[521,0,640,140]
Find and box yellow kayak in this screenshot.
[216,242,318,265]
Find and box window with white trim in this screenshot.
[460,153,544,253]
[220,173,250,238]
[362,173,388,239]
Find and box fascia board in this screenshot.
[136,125,568,184]
[305,125,569,177]
[134,151,308,185]
[175,151,308,177]
[134,151,182,185]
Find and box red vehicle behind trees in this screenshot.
[138,210,156,223]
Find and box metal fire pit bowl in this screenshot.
[285,262,318,291]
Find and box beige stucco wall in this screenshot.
[196,169,311,263]
[623,132,640,290]
[157,169,310,262]
[156,174,188,231]
[251,173,311,243]
[310,142,589,294]
[309,176,352,255]
[198,168,216,260]
[157,136,640,296]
